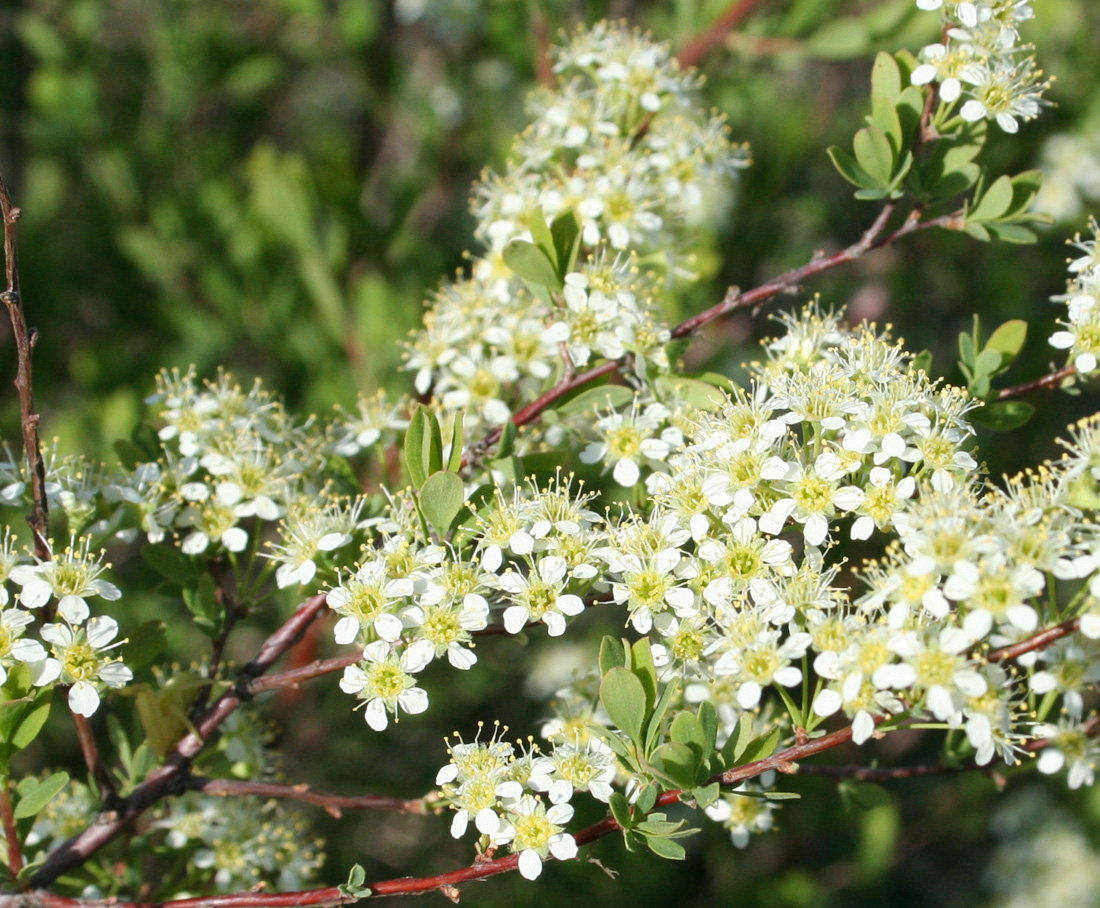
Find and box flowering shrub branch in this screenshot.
[2,3,1100,906]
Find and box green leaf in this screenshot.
[14,772,69,820]
[590,724,637,766]
[600,667,648,746]
[338,863,373,899]
[698,701,718,762]
[964,222,992,242]
[425,411,444,478]
[182,573,223,637]
[968,175,1014,222]
[894,86,924,141]
[1005,169,1043,217]
[636,783,659,815]
[0,687,52,752]
[446,411,465,473]
[737,726,782,766]
[404,406,431,489]
[645,835,687,861]
[654,375,730,411]
[670,711,706,756]
[599,636,626,675]
[609,791,633,829]
[969,373,991,400]
[974,348,1003,378]
[551,209,582,277]
[985,320,1027,366]
[987,223,1039,244]
[527,207,557,270]
[870,51,902,105]
[142,544,195,585]
[650,741,700,788]
[645,677,682,757]
[971,400,1035,431]
[496,419,518,459]
[721,715,754,766]
[553,384,635,418]
[631,638,658,716]
[690,782,721,810]
[911,349,932,375]
[870,98,902,155]
[123,621,168,673]
[852,126,894,186]
[634,814,688,837]
[958,330,976,370]
[763,790,802,801]
[502,239,563,291]
[419,471,466,538]
[828,145,877,190]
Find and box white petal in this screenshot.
[334,616,361,646]
[68,681,101,717]
[813,688,842,717]
[86,616,120,647]
[399,686,429,716]
[503,606,529,634]
[57,595,90,625]
[518,849,543,880]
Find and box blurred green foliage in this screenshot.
[3,0,1100,905]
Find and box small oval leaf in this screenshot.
[419,471,466,538]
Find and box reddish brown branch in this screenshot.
[9,716,883,906]
[72,713,117,802]
[997,365,1077,399]
[988,616,1081,663]
[247,651,359,696]
[677,0,767,69]
[531,7,555,89]
[188,778,430,816]
[468,205,960,461]
[29,595,330,889]
[0,783,23,879]
[797,762,970,781]
[0,173,49,559]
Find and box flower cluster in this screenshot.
[1050,219,1100,377]
[435,722,619,879]
[402,23,746,440]
[911,0,1049,133]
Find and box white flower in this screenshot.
[34,617,132,717]
[11,540,121,624]
[500,556,584,636]
[339,641,433,730]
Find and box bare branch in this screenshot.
[187,777,431,816]
[0,173,49,559]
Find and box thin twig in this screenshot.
[470,204,959,461]
[997,365,1077,399]
[0,783,23,879]
[1,174,123,813]
[0,173,48,559]
[530,6,555,89]
[9,716,874,907]
[186,777,431,817]
[797,762,972,782]
[247,652,360,696]
[988,616,1080,663]
[72,714,117,803]
[677,0,766,69]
